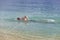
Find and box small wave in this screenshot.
[3,17,60,24]
[42,19,55,23]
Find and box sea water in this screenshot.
[0,11,60,38]
[0,0,60,39]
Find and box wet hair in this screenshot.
[17,17,20,20]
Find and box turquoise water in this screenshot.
[0,11,60,38]
[0,0,60,38]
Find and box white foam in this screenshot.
[43,19,55,23]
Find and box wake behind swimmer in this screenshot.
[42,19,56,23]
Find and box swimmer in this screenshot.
[22,16,28,21]
[17,16,28,21]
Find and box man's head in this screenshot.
[24,16,27,18]
[17,17,20,20]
